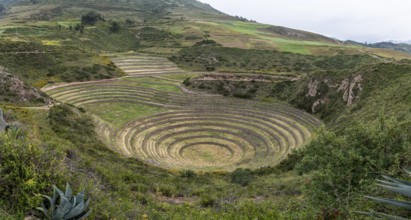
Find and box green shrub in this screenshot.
[0,130,64,212]
[180,170,196,179]
[159,186,174,197]
[182,78,191,86]
[110,21,121,33]
[296,118,411,215]
[199,194,217,207]
[230,168,254,186]
[81,11,104,26]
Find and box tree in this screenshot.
[74,24,84,33]
[110,21,120,33]
[0,4,5,13]
[81,11,104,26]
[294,118,411,217]
[125,18,135,26]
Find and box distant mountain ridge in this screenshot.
[371,42,411,54]
[347,40,411,54]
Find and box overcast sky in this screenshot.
[198,0,411,43]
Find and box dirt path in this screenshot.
[150,75,181,83]
[0,51,48,55]
[41,78,121,92]
[193,77,273,82]
[197,72,300,81]
[1,103,56,110]
[177,84,221,97]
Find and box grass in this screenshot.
[57,20,80,28]
[182,20,337,54]
[119,77,182,92]
[41,40,61,46]
[181,144,232,164]
[83,102,165,128]
[159,73,201,81]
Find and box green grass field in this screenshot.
[84,102,165,128]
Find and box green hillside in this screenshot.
[0,0,411,219]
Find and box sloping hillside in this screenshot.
[0,0,410,219]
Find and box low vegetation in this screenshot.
[292,118,411,216]
[0,41,123,86]
[0,129,65,217]
[170,43,376,74]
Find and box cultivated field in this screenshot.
[111,54,185,76]
[44,54,321,171]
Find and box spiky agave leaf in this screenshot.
[54,197,72,219]
[365,196,411,210]
[76,208,92,220]
[377,184,411,198]
[74,190,85,207]
[36,188,59,219]
[37,184,92,220]
[372,212,409,220]
[380,175,411,188]
[357,211,409,220]
[65,183,73,199]
[36,200,51,220]
[360,169,411,219]
[65,201,85,219]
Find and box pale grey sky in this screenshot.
[198,0,411,43]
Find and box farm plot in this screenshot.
[44,53,321,171]
[110,54,185,76]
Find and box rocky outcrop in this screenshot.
[307,79,320,97]
[337,75,363,106]
[312,98,329,113]
[306,74,363,113]
[0,109,7,132]
[0,67,51,104]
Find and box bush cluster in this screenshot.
[0,130,64,213]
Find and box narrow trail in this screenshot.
[1,104,56,110]
[42,78,120,92]
[197,72,300,81]
[0,51,49,55]
[150,75,181,83]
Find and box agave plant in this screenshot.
[37,183,92,220]
[359,169,411,220]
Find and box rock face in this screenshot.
[0,109,7,132]
[307,79,320,97]
[337,75,363,106]
[306,74,363,113]
[0,67,51,104]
